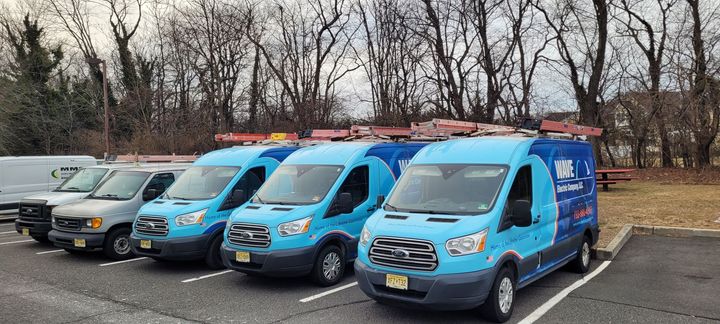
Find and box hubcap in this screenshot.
[322,252,342,280]
[498,277,514,314]
[582,242,590,267]
[114,235,130,255]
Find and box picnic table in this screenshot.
[596,168,637,192]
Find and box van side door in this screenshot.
[324,162,376,239]
[496,163,543,281]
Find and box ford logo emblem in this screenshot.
[239,232,253,239]
[391,249,410,258]
[25,208,33,213]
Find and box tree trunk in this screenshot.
[656,117,673,167]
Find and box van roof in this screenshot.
[412,136,590,165]
[0,155,95,162]
[283,142,427,166]
[114,164,190,173]
[194,146,298,167]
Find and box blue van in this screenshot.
[354,137,598,322]
[220,142,426,286]
[129,146,299,269]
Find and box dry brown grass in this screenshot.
[597,181,720,247]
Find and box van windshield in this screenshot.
[384,164,507,215]
[89,171,150,200]
[252,165,344,205]
[164,166,240,200]
[56,168,109,192]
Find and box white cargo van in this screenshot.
[0,156,97,213]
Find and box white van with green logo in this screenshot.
[0,156,97,214]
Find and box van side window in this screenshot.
[143,173,175,201]
[499,165,532,231]
[220,166,265,211]
[326,165,369,218]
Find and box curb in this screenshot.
[593,224,720,261]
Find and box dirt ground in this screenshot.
[596,168,720,247]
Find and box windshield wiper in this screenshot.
[93,193,120,200]
[253,195,265,204]
[384,203,399,211]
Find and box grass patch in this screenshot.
[597,181,720,247]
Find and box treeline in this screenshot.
[0,0,718,168]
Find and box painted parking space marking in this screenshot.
[0,223,16,227]
[518,261,612,324]
[299,281,358,303]
[181,270,234,283]
[36,249,65,255]
[0,230,18,235]
[0,239,34,246]
[99,257,149,267]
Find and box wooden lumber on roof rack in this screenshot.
[111,154,197,163]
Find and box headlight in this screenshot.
[85,217,102,229]
[360,226,371,246]
[445,228,488,256]
[175,209,207,226]
[277,216,312,236]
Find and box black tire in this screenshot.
[311,245,345,287]
[103,227,135,260]
[479,266,516,323]
[204,235,225,270]
[570,235,592,273]
[31,235,50,243]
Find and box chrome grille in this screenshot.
[135,216,169,236]
[54,217,82,231]
[228,223,271,247]
[369,237,438,271]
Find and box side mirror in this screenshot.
[338,192,354,214]
[510,200,532,227]
[143,188,159,201]
[376,195,385,208]
[232,189,246,203]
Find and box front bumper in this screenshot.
[221,243,315,277]
[15,219,52,237]
[130,233,210,260]
[354,259,494,311]
[49,230,105,251]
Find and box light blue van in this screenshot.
[130,146,299,269]
[220,142,426,286]
[354,137,599,322]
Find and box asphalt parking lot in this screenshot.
[1,219,718,324]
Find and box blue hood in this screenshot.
[138,199,212,219]
[229,203,318,227]
[365,210,496,245]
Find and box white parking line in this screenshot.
[518,261,612,324]
[299,282,359,303]
[181,270,234,283]
[0,239,34,246]
[0,223,15,227]
[36,249,65,255]
[0,230,17,234]
[99,257,149,267]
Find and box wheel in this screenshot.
[32,235,50,243]
[103,227,135,260]
[204,235,225,270]
[311,245,345,287]
[570,235,592,273]
[480,266,516,323]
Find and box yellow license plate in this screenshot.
[140,239,152,249]
[235,251,250,263]
[21,228,29,236]
[73,238,86,248]
[386,274,408,290]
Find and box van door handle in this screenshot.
[533,215,541,224]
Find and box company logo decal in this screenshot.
[391,249,410,258]
[51,166,81,180]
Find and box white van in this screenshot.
[0,156,97,213]
[15,164,138,241]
